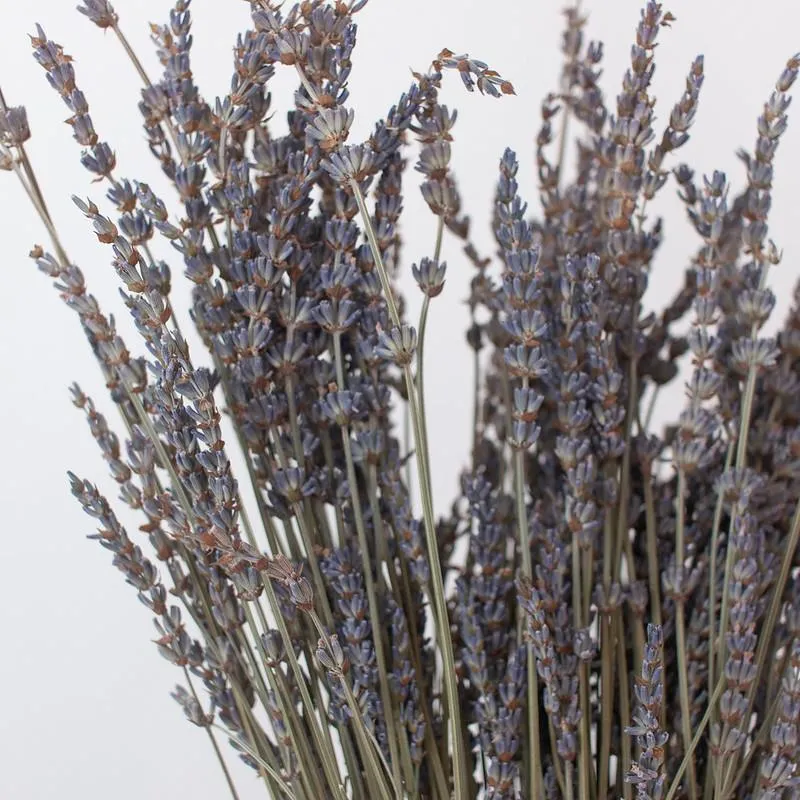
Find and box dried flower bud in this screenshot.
[76,0,118,29]
[316,634,348,676]
[261,631,284,667]
[376,324,417,366]
[308,107,354,152]
[0,106,31,145]
[324,144,376,183]
[411,257,447,298]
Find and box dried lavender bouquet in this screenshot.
[3,0,800,797]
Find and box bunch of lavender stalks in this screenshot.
[4,0,800,797]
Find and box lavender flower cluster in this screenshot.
[4,0,800,798]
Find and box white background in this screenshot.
[1,0,799,797]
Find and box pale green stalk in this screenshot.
[403,364,467,793]
[514,377,544,799]
[365,466,418,793]
[414,214,444,477]
[708,440,735,702]
[674,469,698,800]
[227,674,281,797]
[260,577,347,799]
[211,722,297,800]
[663,679,726,800]
[350,178,467,797]
[643,386,660,433]
[565,762,575,800]
[570,533,592,800]
[643,475,661,627]
[615,617,632,800]
[598,514,615,800]
[308,612,399,800]
[396,553,451,800]
[243,604,322,800]
[515,448,544,799]
[184,670,243,800]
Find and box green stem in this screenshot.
[403,367,466,796]
[674,469,698,800]
[260,578,346,799]
[398,557,451,800]
[212,723,296,799]
[184,669,242,800]
[414,211,445,456]
[735,369,758,471]
[243,604,322,800]
[642,471,661,624]
[708,439,735,703]
[570,533,591,800]
[643,386,660,432]
[565,761,575,800]
[663,679,725,800]
[471,326,482,462]
[513,379,543,799]
[515,451,543,798]
[598,613,614,797]
[616,613,632,800]
[308,613,398,800]
[351,178,466,796]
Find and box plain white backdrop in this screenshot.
[1,0,799,797]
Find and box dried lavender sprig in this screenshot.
[78,0,186,166]
[307,48,505,791]
[266,553,396,799]
[9,104,271,791]
[754,640,800,798]
[29,25,187,342]
[732,53,799,468]
[495,145,546,797]
[626,625,668,800]
[260,571,347,799]
[0,89,69,265]
[4,103,146,442]
[62,184,298,792]
[77,4,276,561]
[725,495,800,791]
[327,343,405,791]
[67,473,243,799]
[70,389,299,790]
[714,58,800,784]
[671,169,731,800]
